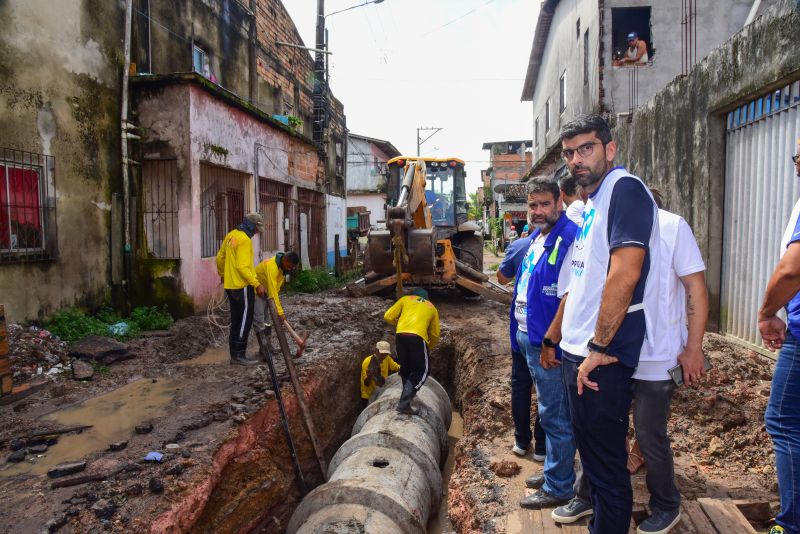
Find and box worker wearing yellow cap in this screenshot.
[360,341,400,403]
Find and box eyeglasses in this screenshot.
[562,142,605,161]
[793,155,799,164]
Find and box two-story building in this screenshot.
[520,0,777,177]
[0,0,348,321]
[482,140,533,240]
[345,133,401,230]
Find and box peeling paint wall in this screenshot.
[134,80,322,310]
[0,0,123,321]
[612,0,800,329]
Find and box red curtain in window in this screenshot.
[0,164,42,250]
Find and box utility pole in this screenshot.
[313,0,327,154]
[416,126,443,157]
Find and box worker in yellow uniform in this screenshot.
[216,213,266,365]
[361,341,401,404]
[384,288,440,415]
[253,251,300,355]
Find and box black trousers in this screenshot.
[227,286,254,360]
[563,351,635,534]
[395,333,429,390]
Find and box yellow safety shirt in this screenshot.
[383,295,441,347]
[255,256,286,316]
[216,229,259,290]
[360,354,401,399]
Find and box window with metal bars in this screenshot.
[141,159,180,259]
[259,178,292,252]
[0,148,57,263]
[200,163,249,257]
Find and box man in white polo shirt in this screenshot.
[552,190,708,534]
[541,114,660,534]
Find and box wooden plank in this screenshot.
[0,304,11,396]
[732,499,772,523]
[698,497,757,534]
[507,509,539,534]
[562,519,590,533]
[540,508,565,534]
[267,297,327,481]
[681,501,716,534]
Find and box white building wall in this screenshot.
[326,194,347,268]
[530,0,601,163]
[346,193,386,229]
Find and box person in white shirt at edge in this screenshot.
[550,187,709,534]
[556,164,588,226]
[538,114,660,534]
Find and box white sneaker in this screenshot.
[512,443,528,456]
[532,451,546,462]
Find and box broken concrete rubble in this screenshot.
[67,336,131,365]
[71,359,94,380]
[47,460,87,478]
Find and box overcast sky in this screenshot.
[281,0,539,194]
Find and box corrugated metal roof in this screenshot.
[521,0,561,102]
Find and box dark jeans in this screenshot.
[633,379,680,512]
[573,379,680,514]
[511,349,546,453]
[766,330,800,534]
[227,286,254,360]
[563,352,634,534]
[396,333,429,390]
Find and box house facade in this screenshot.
[521,0,777,176]
[0,0,348,321]
[481,140,533,239]
[345,133,401,230]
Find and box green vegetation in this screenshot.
[286,268,360,294]
[129,305,174,331]
[287,115,303,129]
[487,262,500,272]
[48,305,174,343]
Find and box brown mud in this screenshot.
[0,285,781,533]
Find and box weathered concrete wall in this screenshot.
[0,0,123,321]
[603,0,775,118]
[346,136,390,194]
[132,0,253,99]
[347,194,386,228]
[613,0,800,329]
[134,78,324,310]
[530,0,602,164]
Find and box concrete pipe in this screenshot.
[286,375,451,534]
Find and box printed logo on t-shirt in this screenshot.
[574,207,596,251]
[542,283,558,297]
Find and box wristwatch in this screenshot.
[542,337,557,349]
[587,338,610,354]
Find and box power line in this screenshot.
[421,0,496,37]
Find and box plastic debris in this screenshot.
[107,322,130,336]
[143,451,164,462]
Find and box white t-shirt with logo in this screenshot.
[634,210,705,380]
[514,233,546,333]
[565,200,585,226]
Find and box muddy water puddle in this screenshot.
[179,344,229,365]
[428,409,464,533]
[1,378,177,477]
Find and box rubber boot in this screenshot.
[396,380,419,415]
[230,350,259,366]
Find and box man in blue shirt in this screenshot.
[759,140,800,534]
[509,177,578,509]
[498,226,546,462]
[543,115,660,534]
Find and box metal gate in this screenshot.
[298,187,324,267]
[259,178,292,254]
[721,80,800,347]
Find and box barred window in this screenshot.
[200,163,249,257]
[0,148,57,263]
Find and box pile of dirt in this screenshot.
[669,333,776,495]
